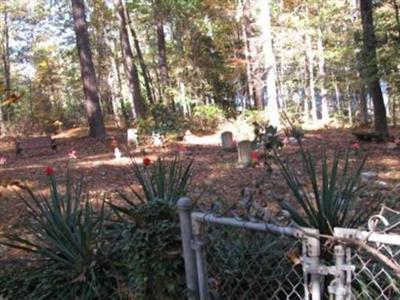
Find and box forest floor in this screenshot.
[1,126,400,258]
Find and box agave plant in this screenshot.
[108,156,193,299]
[276,145,381,235]
[121,155,193,206]
[0,170,118,299]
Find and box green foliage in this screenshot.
[111,200,185,300]
[107,156,193,299]
[276,145,380,235]
[191,103,225,132]
[0,174,118,299]
[136,103,187,135]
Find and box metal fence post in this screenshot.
[333,245,347,300]
[304,228,321,300]
[192,217,210,300]
[178,197,199,300]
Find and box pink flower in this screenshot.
[351,143,360,151]
[282,136,290,145]
[68,149,77,159]
[395,138,400,145]
[251,151,259,162]
[45,166,55,176]
[0,156,6,165]
[143,157,151,166]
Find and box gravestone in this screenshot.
[238,140,252,167]
[127,128,139,146]
[221,131,235,151]
[152,132,164,147]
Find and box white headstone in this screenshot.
[152,132,163,147]
[127,128,139,146]
[114,147,122,159]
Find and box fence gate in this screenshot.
[178,198,400,300]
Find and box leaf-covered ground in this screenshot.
[1,126,400,259]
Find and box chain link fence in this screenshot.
[178,198,400,300]
[205,223,304,300]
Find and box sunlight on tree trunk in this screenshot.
[71,0,105,139]
[258,0,279,127]
[360,0,388,135]
[114,0,144,119]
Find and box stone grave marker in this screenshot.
[221,131,235,151]
[238,140,252,167]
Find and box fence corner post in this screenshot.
[303,228,321,300]
[178,197,199,300]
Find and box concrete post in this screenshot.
[177,197,199,299]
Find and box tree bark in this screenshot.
[317,26,329,123]
[154,0,171,105]
[114,0,144,119]
[305,31,317,123]
[352,0,369,125]
[125,7,155,104]
[242,0,258,109]
[359,0,388,135]
[0,8,10,135]
[259,0,279,126]
[71,0,105,139]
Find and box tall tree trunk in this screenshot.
[242,0,258,109]
[359,0,388,135]
[154,0,171,105]
[352,0,369,125]
[114,0,144,119]
[0,8,10,135]
[259,0,279,126]
[305,31,317,123]
[125,8,155,104]
[317,26,329,123]
[71,0,105,139]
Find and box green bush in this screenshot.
[0,171,119,299]
[109,156,193,299]
[192,104,225,132]
[137,103,187,136]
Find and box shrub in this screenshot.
[192,104,225,132]
[0,172,119,299]
[109,156,193,299]
[137,103,187,136]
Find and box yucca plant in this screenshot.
[276,145,381,235]
[109,156,193,299]
[0,169,119,299]
[122,156,193,205]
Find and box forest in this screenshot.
[0,0,400,299]
[0,0,398,136]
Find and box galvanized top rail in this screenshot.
[191,212,305,239]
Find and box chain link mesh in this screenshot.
[349,242,400,300]
[203,223,305,300]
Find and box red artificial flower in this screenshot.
[45,166,55,176]
[351,143,360,151]
[251,151,259,162]
[143,157,151,166]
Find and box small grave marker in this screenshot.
[237,140,252,167]
[221,131,235,151]
[127,128,139,146]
